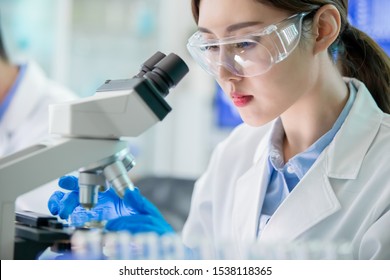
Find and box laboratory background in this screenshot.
[0,0,390,261]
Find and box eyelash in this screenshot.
[200,40,258,52]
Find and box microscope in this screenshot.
[0,51,189,259]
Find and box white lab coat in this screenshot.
[0,61,77,214]
[0,61,76,156]
[182,78,390,260]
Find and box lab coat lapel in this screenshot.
[259,155,341,242]
[232,137,270,246]
[258,79,382,243]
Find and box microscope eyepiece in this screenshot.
[135,51,167,78]
[143,52,189,97]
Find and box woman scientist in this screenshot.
[49,0,390,259]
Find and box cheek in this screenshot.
[263,50,314,103]
[273,54,307,86]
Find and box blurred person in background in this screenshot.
[0,22,77,213]
[0,24,76,157]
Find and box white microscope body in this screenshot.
[0,52,189,259]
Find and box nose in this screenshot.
[215,49,242,82]
[216,63,242,82]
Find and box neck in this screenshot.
[280,64,349,162]
[0,59,19,104]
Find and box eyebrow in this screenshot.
[198,21,263,34]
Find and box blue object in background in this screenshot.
[214,83,243,128]
[348,0,390,55]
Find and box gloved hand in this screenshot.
[48,175,134,221]
[105,187,174,235]
[48,175,174,235]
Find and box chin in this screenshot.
[241,115,272,127]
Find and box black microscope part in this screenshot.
[136,51,189,97]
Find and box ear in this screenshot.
[312,4,341,54]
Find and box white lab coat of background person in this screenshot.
[0,60,77,214]
[182,78,390,260]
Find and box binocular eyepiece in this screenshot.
[135,51,189,97]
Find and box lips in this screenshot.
[231,92,253,107]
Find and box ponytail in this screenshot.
[337,25,390,113]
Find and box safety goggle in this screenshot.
[187,12,309,77]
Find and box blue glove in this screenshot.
[105,187,174,235]
[48,175,134,221]
[48,175,174,235]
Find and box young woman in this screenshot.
[49,0,390,259]
[181,0,390,259]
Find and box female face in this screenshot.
[197,0,317,126]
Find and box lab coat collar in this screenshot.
[233,78,383,246]
[258,78,383,243]
[258,153,341,242]
[325,78,383,179]
[233,131,341,244]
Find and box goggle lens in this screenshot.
[187,12,308,77]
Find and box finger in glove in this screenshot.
[105,215,174,236]
[58,175,79,191]
[123,187,164,219]
[48,191,65,215]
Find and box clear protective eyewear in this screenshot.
[187,12,310,77]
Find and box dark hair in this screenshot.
[0,16,9,62]
[191,0,390,113]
